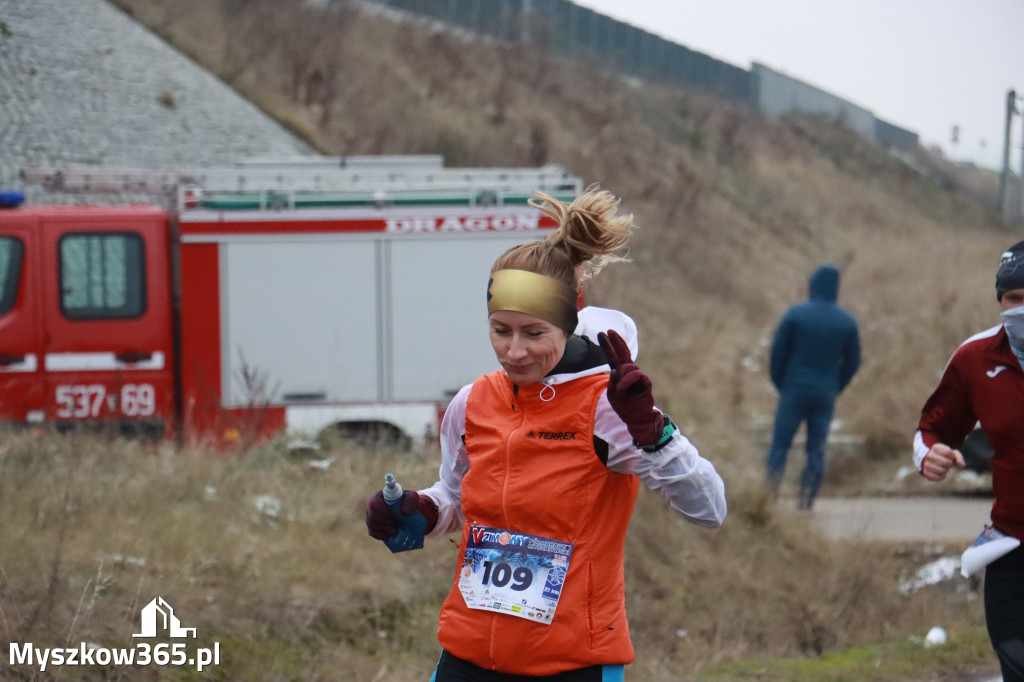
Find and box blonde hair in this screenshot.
[490,185,633,291]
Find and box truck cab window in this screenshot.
[59,232,146,319]
[0,237,24,316]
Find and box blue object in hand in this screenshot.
[381,473,428,553]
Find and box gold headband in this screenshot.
[487,269,578,332]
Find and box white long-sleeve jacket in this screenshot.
[420,307,727,537]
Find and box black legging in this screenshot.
[431,650,621,682]
[985,545,1024,682]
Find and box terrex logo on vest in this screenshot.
[385,215,541,233]
[532,431,578,440]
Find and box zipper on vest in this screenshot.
[511,383,518,410]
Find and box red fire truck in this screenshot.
[1,156,580,447]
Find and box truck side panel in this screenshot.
[389,234,537,400]
[220,237,381,404]
[178,207,557,444]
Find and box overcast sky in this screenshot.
[572,0,1023,171]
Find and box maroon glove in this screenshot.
[598,329,664,447]
[365,489,438,540]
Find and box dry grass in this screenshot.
[0,430,456,680]
[30,1,1022,678]
[0,430,992,681]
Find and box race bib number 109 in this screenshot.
[457,526,573,625]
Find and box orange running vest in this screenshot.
[437,370,640,676]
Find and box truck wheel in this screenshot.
[335,421,411,451]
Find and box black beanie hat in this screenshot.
[996,240,1024,301]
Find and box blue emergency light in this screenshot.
[0,191,25,208]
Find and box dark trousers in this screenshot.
[765,388,836,508]
[431,650,624,682]
[985,545,1024,682]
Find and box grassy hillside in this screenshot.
[106,0,1013,465]
[5,0,1016,679]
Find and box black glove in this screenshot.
[598,329,664,447]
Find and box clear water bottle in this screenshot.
[381,473,427,553]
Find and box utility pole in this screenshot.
[1019,100,1024,223]
[999,89,1018,219]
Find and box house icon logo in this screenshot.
[133,597,197,638]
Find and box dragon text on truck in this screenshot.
[1,156,581,446]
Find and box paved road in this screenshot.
[812,496,1002,681]
[809,496,994,543]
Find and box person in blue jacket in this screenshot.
[765,264,861,509]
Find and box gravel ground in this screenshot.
[0,0,312,205]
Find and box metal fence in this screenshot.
[367,0,918,148]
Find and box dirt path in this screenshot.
[807,495,994,543]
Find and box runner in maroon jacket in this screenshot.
[914,240,1024,682]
